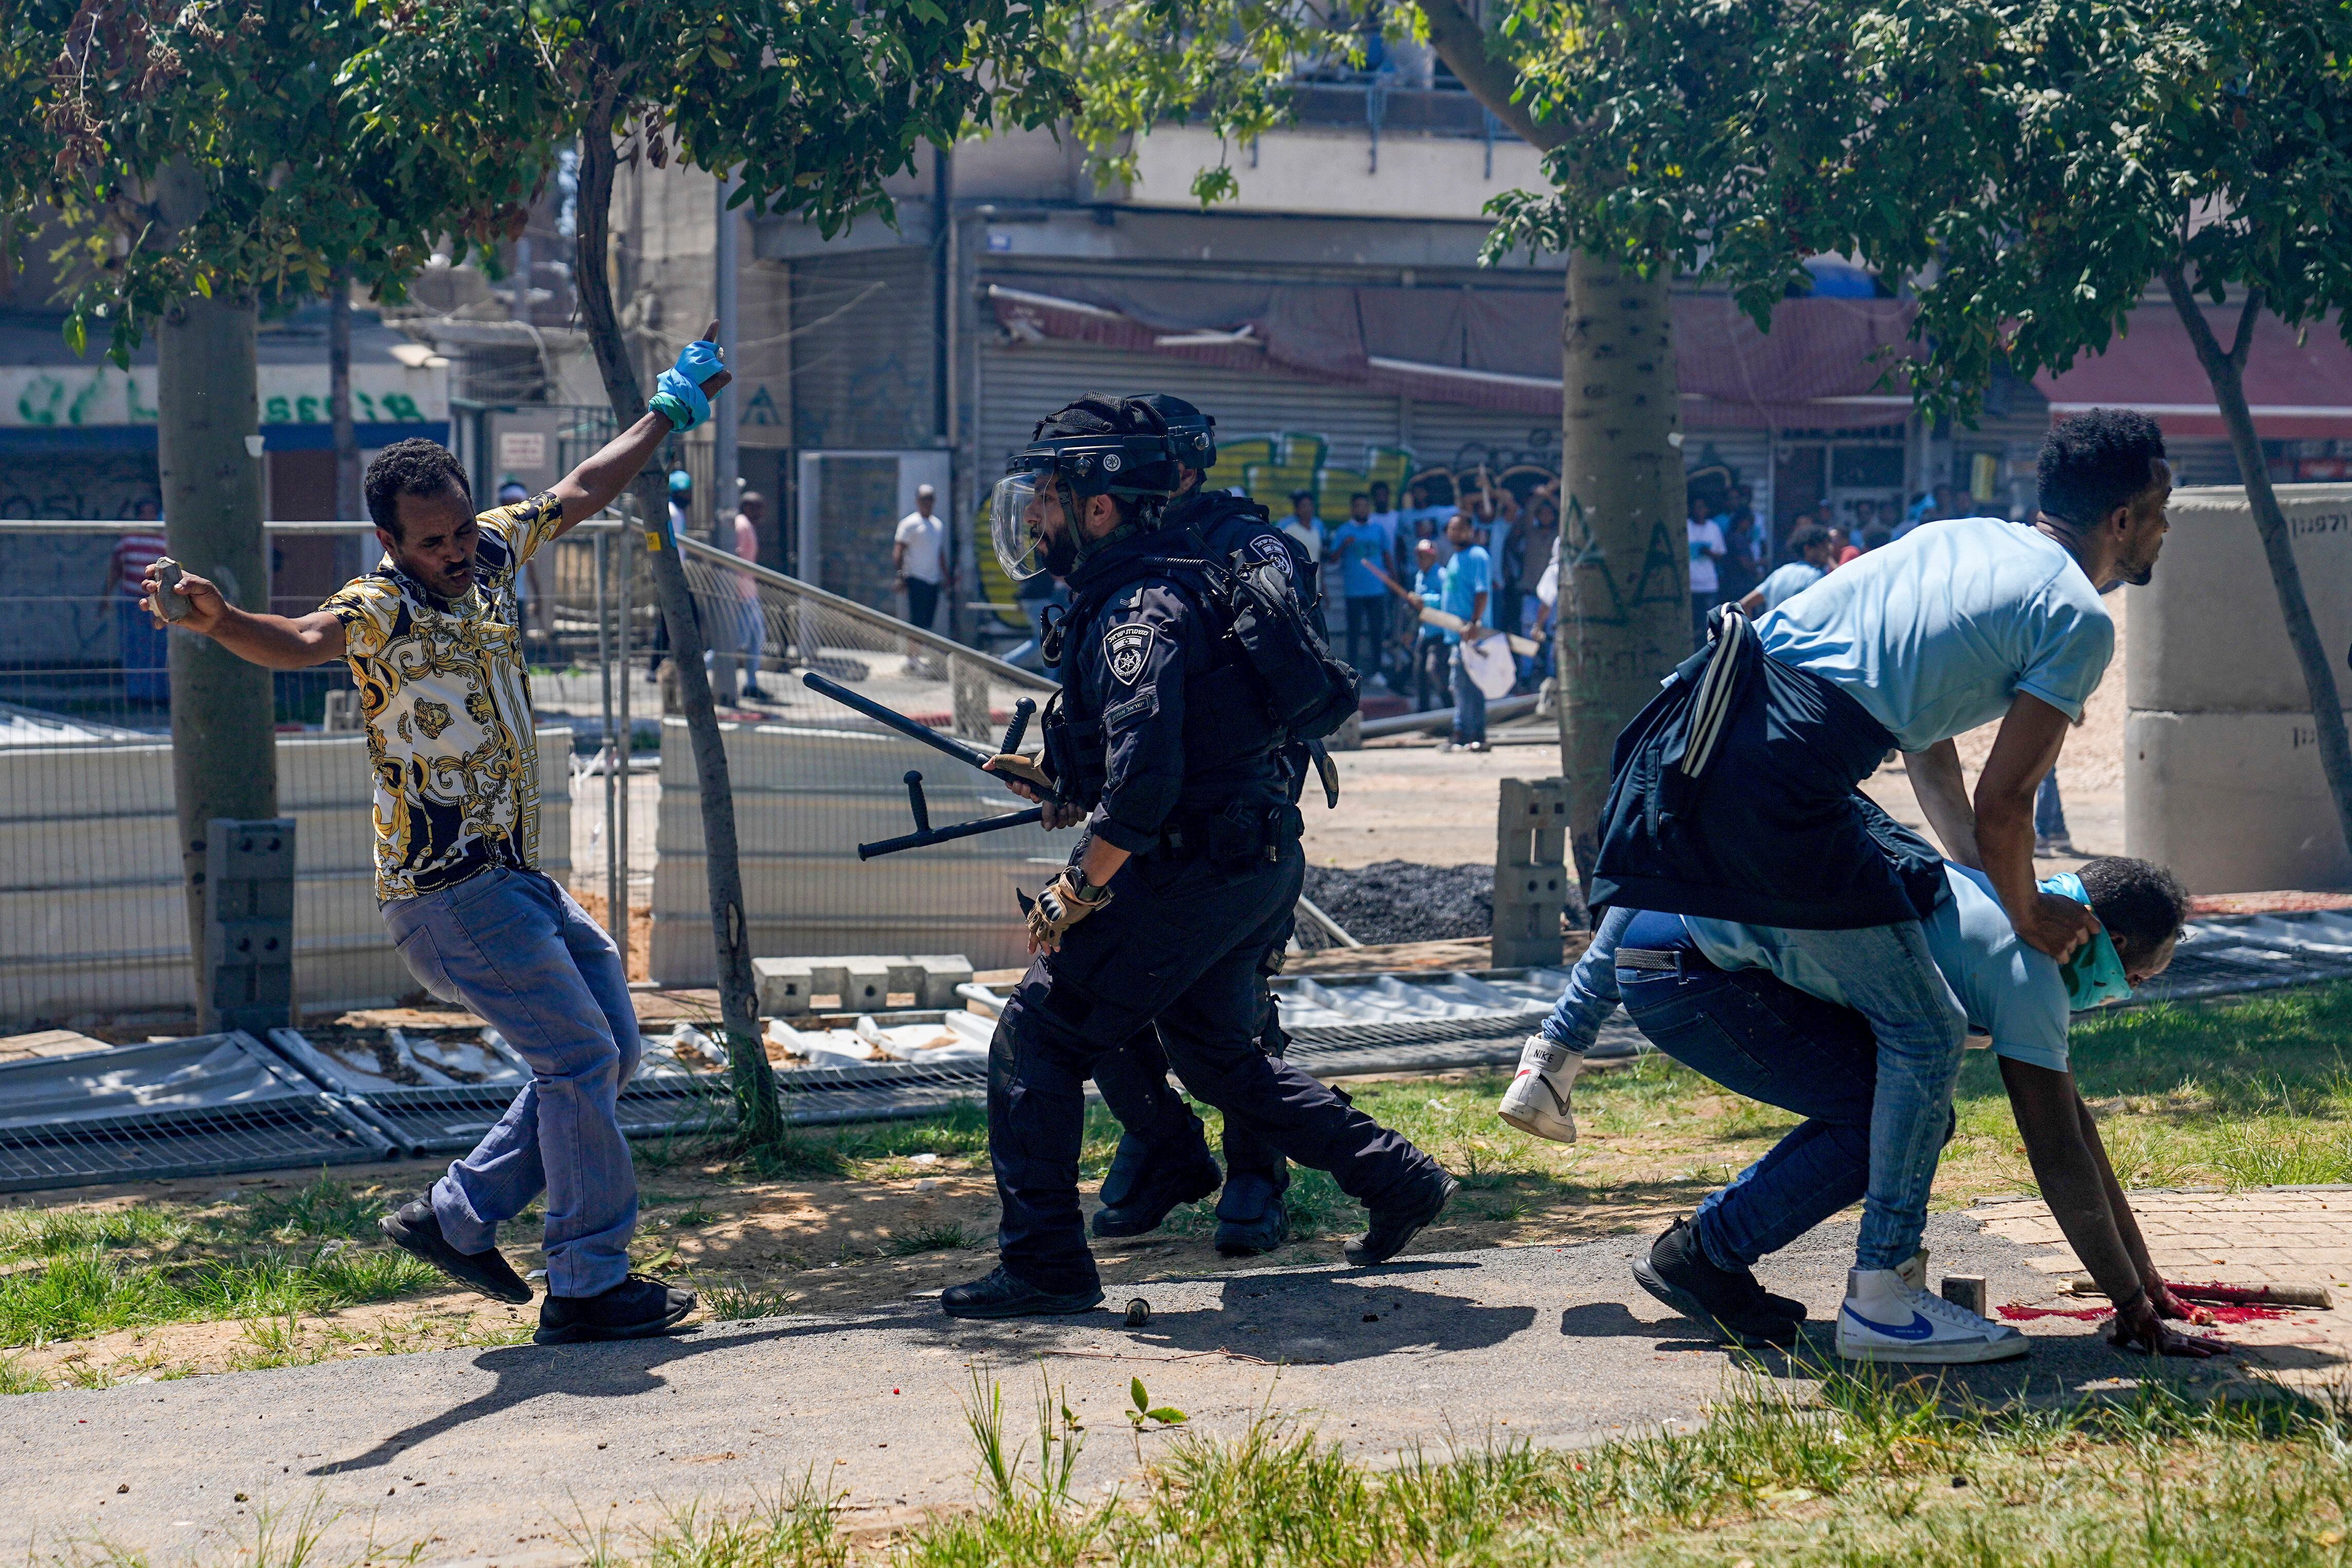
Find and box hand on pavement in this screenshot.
[2148,1279,2218,1326]
[2110,1294,2231,1358]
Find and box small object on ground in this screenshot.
[1940,1275,1989,1316]
[380,1199,534,1304]
[1124,1298,1151,1327]
[535,1273,697,1345]
[151,557,191,621]
[2062,1276,2333,1310]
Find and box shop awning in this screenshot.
[2035,305,2352,439]
[987,280,1921,427]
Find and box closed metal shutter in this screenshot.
[979,340,1409,477]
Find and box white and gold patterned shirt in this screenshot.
[323,493,563,903]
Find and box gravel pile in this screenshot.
[1297,860,1497,948]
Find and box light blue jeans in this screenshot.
[1713,921,1968,1271]
[1448,644,1488,744]
[1541,906,1966,1271]
[383,866,643,1296]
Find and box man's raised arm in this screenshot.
[141,563,344,669]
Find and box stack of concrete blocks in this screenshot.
[752,954,976,1018]
[2128,485,2351,892]
[1492,776,1570,967]
[203,817,296,1034]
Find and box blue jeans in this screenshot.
[1667,915,1966,1270]
[1448,645,1487,744]
[1619,956,1887,1272]
[383,866,643,1296]
[2035,770,2069,840]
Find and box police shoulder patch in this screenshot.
[1102,622,1156,685]
[1245,533,1295,581]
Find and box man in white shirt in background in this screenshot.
[1686,496,1727,648]
[729,489,770,702]
[894,483,950,635]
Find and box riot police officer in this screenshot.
[1086,394,1326,1257]
[943,394,1454,1320]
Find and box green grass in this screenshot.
[886,1220,981,1256]
[0,1177,438,1351]
[590,1362,2352,1567]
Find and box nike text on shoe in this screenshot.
[1834,1268,2027,1364]
[534,1273,697,1345]
[1344,1172,1458,1267]
[379,1200,532,1304]
[941,1266,1106,1320]
[1630,1218,1802,1348]
[1496,1035,1581,1144]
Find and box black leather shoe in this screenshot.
[1630,1218,1803,1348]
[1091,1146,1221,1239]
[1213,1172,1290,1257]
[534,1273,698,1345]
[940,1266,1104,1320]
[1095,1131,1154,1214]
[379,1200,532,1304]
[1343,1171,1458,1266]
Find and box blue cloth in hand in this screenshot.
[651,340,724,431]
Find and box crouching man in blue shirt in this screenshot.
[1504,837,2231,1364]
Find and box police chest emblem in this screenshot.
[1246,534,1295,581]
[1102,623,1155,684]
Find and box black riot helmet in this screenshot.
[991,394,1182,580]
[1137,393,1216,474]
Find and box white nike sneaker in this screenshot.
[1835,1268,2027,1364]
[1497,1035,1581,1144]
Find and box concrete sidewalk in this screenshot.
[0,1213,2319,1566]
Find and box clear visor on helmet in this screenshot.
[990,469,1054,581]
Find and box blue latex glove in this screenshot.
[649,339,725,431]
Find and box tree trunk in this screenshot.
[574,89,780,1144]
[1553,252,1690,888]
[158,292,277,1026]
[1411,0,1687,897]
[2164,270,2352,862]
[329,265,360,524]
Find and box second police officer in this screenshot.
[944,393,1454,1320]
[1086,393,1329,1257]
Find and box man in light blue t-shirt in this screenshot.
[1423,514,1494,750]
[1331,493,1391,686]
[1587,410,2175,1362]
[1737,521,1837,616]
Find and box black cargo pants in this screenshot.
[987,840,1438,1294]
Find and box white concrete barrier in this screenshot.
[2127,484,2352,893]
[0,728,571,1025]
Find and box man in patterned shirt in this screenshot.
[144,331,729,1345]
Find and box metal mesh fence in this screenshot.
[0,512,1059,1029]
[653,534,1060,982]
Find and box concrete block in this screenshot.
[753,957,815,1017]
[1940,1275,1988,1316]
[2126,709,2352,893]
[2129,484,2352,714]
[839,958,893,1011]
[908,955,975,1007]
[1494,777,1569,966]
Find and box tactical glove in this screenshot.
[984,752,1055,795]
[1025,869,1111,952]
